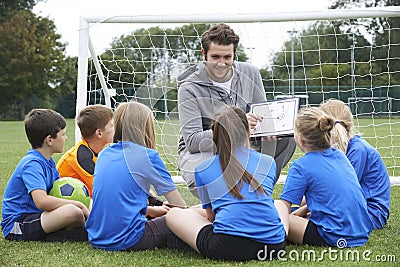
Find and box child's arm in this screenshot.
[145,206,170,218]
[31,189,90,218]
[164,189,187,208]
[279,199,292,212]
[291,204,309,218]
[274,199,290,235]
[204,207,215,223]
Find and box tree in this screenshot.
[97,24,212,90]
[330,0,400,85]
[0,0,38,18]
[261,2,399,103]
[55,56,78,118]
[262,22,356,93]
[0,10,66,119]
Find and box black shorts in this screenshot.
[5,213,46,241]
[127,216,171,251]
[302,220,328,246]
[196,224,286,261]
[5,213,87,242]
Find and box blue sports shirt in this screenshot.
[347,135,390,229]
[1,149,59,237]
[280,147,371,247]
[85,142,176,251]
[195,147,286,245]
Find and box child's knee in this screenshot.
[64,204,86,224]
[166,208,181,223]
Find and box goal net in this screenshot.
[77,6,400,178]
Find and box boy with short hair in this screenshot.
[57,104,165,208]
[57,104,114,197]
[1,109,89,241]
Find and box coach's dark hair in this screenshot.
[211,106,266,199]
[77,104,113,139]
[295,107,334,151]
[24,109,66,149]
[201,23,240,54]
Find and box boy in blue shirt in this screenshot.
[1,109,89,241]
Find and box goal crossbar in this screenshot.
[81,6,400,24]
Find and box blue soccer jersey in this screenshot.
[195,147,286,245]
[347,135,390,229]
[1,149,59,237]
[85,142,177,251]
[280,147,371,247]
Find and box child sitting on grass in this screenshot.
[57,104,114,197]
[57,104,165,209]
[320,98,390,230]
[166,106,287,261]
[86,102,186,251]
[1,109,89,241]
[276,107,371,247]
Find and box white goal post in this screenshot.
[348,96,393,117]
[77,6,400,179]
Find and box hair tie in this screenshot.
[335,120,342,124]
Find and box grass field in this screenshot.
[0,119,399,266]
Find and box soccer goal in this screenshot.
[77,6,400,178]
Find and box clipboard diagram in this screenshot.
[249,98,300,137]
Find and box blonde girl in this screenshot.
[277,107,371,247]
[86,102,186,251]
[320,98,390,230]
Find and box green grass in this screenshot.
[0,120,399,266]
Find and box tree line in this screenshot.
[0,0,76,120]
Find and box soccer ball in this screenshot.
[49,177,90,208]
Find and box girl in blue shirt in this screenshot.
[278,107,371,247]
[85,102,186,251]
[166,106,287,261]
[320,99,390,230]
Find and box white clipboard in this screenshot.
[249,97,300,137]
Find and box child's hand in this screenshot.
[291,204,309,218]
[164,202,188,209]
[72,200,90,219]
[146,206,170,218]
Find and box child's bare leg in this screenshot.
[166,208,211,253]
[41,204,85,233]
[287,214,308,244]
[189,204,206,217]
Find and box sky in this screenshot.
[33,0,332,68]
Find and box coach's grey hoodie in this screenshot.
[177,61,266,155]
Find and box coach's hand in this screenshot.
[246,113,262,130]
